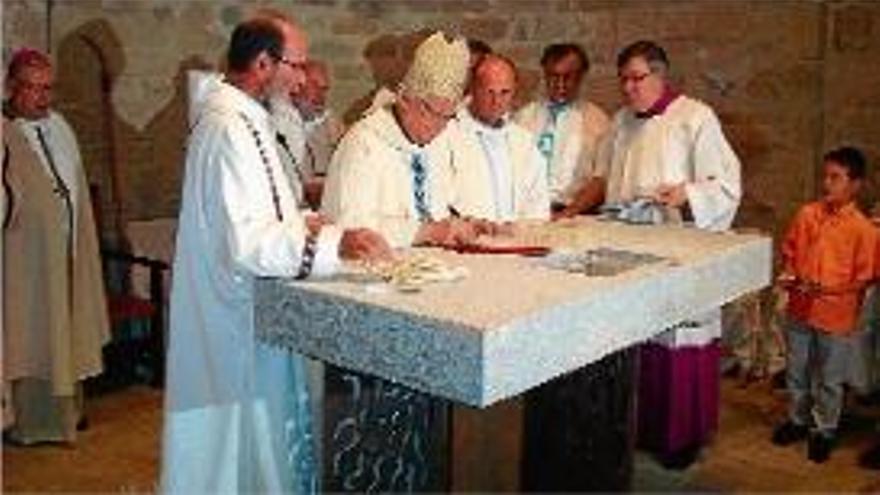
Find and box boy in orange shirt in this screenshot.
[771,147,877,463]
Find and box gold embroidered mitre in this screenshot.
[400,31,469,102]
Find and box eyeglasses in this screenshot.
[275,55,305,71]
[618,71,653,85]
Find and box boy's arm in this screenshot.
[778,207,806,284]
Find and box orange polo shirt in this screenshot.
[782,201,878,334]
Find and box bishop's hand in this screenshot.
[414,217,480,248]
[339,228,394,262]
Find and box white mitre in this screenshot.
[399,31,469,102]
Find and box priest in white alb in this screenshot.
[580,40,742,469]
[322,31,486,249]
[161,17,391,495]
[449,54,549,222]
[515,43,609,213]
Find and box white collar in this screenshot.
[363,106,426,155]
[461,108,509,137]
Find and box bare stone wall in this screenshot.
[3,0,879,240]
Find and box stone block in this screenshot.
[570,12,617,66]
[311,39,358,61]
[256,219,771,406]
[743,62,821,107]
[348,0,396,18]
[330,15,379,36]
[405,0,491,13]
[832,4,876,53]
[461,16,510,42]
[747,1,823,61]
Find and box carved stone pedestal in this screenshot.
[323,346,637,492]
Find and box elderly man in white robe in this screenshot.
[449,54,549,222]
[515,43,609,213]
[3,48,109,445]
[270,60,344,211]
[322,32,485,249]
[584,40,742,469]
[292,60,345,209]
[161,17,392,495]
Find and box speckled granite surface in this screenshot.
[255,218,771,407]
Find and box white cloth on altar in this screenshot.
[321,106,454,248]
[599,95,742,347]
[161,72,342,495]
[515,98,609,204]
[449,110,549,222]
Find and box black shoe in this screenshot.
[659,445,701,471]
[807,432,834,463]
[772,421,808,446]
[771,370,787,389]
[859,442,880,470]
[76,416,89,432]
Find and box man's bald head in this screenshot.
[225,13,308,101]
[468,54,517,126]
[256,11,308,97]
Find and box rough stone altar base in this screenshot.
[255,218,771,407]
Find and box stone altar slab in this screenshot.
[255,218,771,408]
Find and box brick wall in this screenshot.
[3,0,879,240]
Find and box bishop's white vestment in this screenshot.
[321,106,454,248]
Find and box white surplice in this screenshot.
[515,98,609,204]
[321,106,454,248]
[449,110,549,222]
[161,72,342,494]
[599,95,742,347]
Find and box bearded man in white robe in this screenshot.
[515,43,609,212]
[322,32,486,249]
[580,40,742,469]
[449,54,549,222]
[161,17,392,494]
[3,48,109,445]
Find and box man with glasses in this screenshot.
[588,40,742,469]
[162,16,392,495]
[322,32,486,248]
[515,43,609,214]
